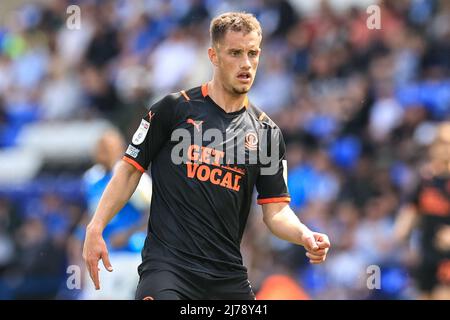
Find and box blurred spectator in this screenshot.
[148,27,197,94]
[70,129,152,300]
[0,198,17,277]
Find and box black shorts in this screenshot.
[135,267,255,300]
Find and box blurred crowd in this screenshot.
[0,0,449,299]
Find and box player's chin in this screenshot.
[232,84,251,95]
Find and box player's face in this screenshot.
[212,30,261,95]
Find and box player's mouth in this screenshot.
[237,71,252,83]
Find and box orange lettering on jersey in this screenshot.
[210,168,221,185]
[186,162,199,178]
[220,172,233,189]
[197,165,210,182]
[233,174,242,192]
[187,144,200,162]
[211,149,225,165]
[185,144,243,192]
[188,144,225,165]
[201,147,212,164]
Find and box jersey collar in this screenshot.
[201,83,249,108]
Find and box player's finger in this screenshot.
[306,252,326,260]
[88,259,100,290]
[316,235,331,249]
[101,251,113,272]
[304,236,319,251]
[309,255,326,264]
[306,248,327,256]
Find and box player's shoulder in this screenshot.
[148,86,203,111]
[182,85,204,101]
[247,102,280,130]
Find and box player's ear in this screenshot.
[208,46,219,67]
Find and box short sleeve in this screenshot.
[255,127,291,205]
[123,95,177,172]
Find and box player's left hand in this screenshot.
[301,231,330,264]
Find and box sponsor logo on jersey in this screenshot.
[187,118,204,132]
[185,144,244,192]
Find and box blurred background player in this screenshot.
[69,129,152,299]
[395,122,450,300]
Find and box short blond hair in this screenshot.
[210,12,262,46]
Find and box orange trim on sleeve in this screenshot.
[122,156,145,173]
[201,83,208,97]
[257,197,291,205]
[258,111,266,121]
[180,90,190,101]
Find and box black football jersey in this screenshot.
[123,84,290,277]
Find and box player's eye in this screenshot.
[249,51,258,58]
[230,50,241,57]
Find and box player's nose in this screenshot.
[240,57,252,69]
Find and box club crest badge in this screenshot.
[245,132,258,151]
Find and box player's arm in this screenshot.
[256,125,329,264]
[393,203,419,244]
[393,180,422,245]
[108,171,152,248]
[262,202,330,264]
[83,94,178,290]
[83,161,143,289]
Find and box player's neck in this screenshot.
[207,80,247,113]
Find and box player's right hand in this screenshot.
[82,225,113,290]
[301,230,330,264]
